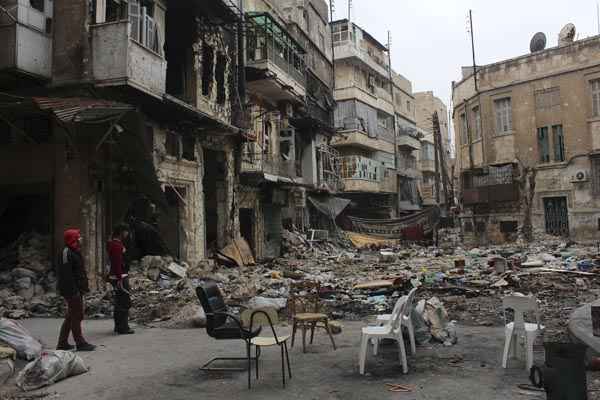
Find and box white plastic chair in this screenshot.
[501,294,544,371]
[359,296,408,375]
[375,287,418,355]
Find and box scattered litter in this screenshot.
[0,318,42,360]
[16,350,88,391]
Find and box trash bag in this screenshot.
[16,350,88,391]
[0,359,14,386]
[411,300,432,345]
[0,318,42,361]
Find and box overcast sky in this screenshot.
[331,0,600,112]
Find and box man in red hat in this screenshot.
[56,229,95,351]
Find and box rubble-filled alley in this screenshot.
[3,0,600,398]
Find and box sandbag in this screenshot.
[16,350,88,391]
[0,318,42,360]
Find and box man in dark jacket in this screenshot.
[108,224,134,334]
[56,229,95,351]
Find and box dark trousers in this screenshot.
[111,278,131,332]
[57,294,86,346]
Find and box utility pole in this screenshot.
[330,0,336,90]
[468,10,478,93]
[348,0,352,21]
[387,30,398,216]
[433,112,453,213]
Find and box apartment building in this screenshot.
[240,0,339,259]
[452,33,600,244]
[331,19,397,219]
[0,0,246,287]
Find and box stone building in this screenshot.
[240,0,339,260]
[0,0,246,288]
[331,19,398,219]
[452,33,600,244]
[414,91,450,207]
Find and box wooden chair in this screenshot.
[288,281,336,353]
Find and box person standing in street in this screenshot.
[56,229,96,351]
[108,224,134,334]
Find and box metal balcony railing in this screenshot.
[246,13,306,88]
[241,143,302,179]
[339,155,381,182]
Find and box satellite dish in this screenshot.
[558,23,576,46]
[530,32,547,53]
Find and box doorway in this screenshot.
[543,196,569,236]
[157,186,184,258]
[203,149,226,253]
[239,208,254,256]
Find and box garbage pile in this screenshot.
[0,233,60,319]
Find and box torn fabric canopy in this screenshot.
[308,196,351,220]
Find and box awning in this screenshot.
[308,195,351,219]
[33,97,134,123]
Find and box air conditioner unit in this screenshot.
[571,170,589,183]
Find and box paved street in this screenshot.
[6,319,541,400]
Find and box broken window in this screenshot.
[129,0,160,53]
[29,0,43,12]
[537,126,550,163]
[181,135,196,161]
[406,100,411,112]
[215,53,227,105]
[500,221,518,233]
[552,124,565,162]
[263,120,272,155]
[494,97,512,134]
[332,22,350,44]
[472,106,481,140]
[145,124,154,153]
[201,44,214,97]
[464,221,473,233]
[165,131,180,158]
[279,128,295,161]
[591,79,600,117]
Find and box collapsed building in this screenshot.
[0,0,246,288]
[452,28,600,244]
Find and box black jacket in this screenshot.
[57,246,89,298]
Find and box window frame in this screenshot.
[460,113,468,145]
[494,97,513,135]
[591,79,600,117]
[472,105,481,141]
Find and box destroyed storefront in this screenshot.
[459,163,521,245]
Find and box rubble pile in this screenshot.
[0,233,60,319]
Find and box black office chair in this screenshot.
[196,281,261,389]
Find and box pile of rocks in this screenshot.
[0,233,59,319]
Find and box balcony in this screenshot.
[397,134,421,151]
[463,183,518,205]
[339,155,393,193]
[331,130,395,153]
[91,20,167,99]
[0,1,52,84]
[241,142,302,181]
[334,86,395,116]
[245,13,306,103]
[419,159,436,173]
[334,40,389,79]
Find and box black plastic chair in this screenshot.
[196,281,261,389]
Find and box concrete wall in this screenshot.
[52,0,91,83]
[91,21,167,99]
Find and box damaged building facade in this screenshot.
[452,33,600,244]
[414,91,450,207]
[331,19,398,219]
[393,72,421,212]
[240,0,339,260]
[0,0,246,288]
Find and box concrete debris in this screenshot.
[0,233,59,319]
